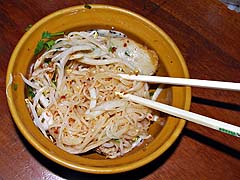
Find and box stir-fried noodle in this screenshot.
[23,30,160,158]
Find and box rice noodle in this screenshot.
[22,30,160,158]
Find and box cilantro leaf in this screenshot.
[42,31,64,39]
[27,85,35,98]
[34,40,45,55]
[42,31,52,39]
[34,31,64,55]
[44,40,55,50]
[13,83,18,91]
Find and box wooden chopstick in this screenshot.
[118,74,240,91]
[115,92,240,138]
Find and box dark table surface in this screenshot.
[0,0,240,179]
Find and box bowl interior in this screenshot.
[6,4,191,174]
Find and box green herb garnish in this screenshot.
[34,31,64,55]
[41,118,45,123]
[52,79,57,87]
[13,83,18,91]
[51,69,57,87]
[124,50,130,57]
[44,40,55,50]
[34,40,45,55]
[84,4,92,9]
[27,85,35,98]
[44,58,51,64]
[114,139,120,143]
[149,91,154,97]
[42,31,64,39]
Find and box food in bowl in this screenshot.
[21,29,162,158]
[6,5,190,173]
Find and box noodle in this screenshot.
[23,30,160,158]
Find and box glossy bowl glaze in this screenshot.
[6,4,191,174]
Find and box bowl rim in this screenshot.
[6,4,191,174]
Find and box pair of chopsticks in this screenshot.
[117,74,240,138]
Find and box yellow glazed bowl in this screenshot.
[6,4,191,174]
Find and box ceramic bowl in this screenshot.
[6,4,191,174]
